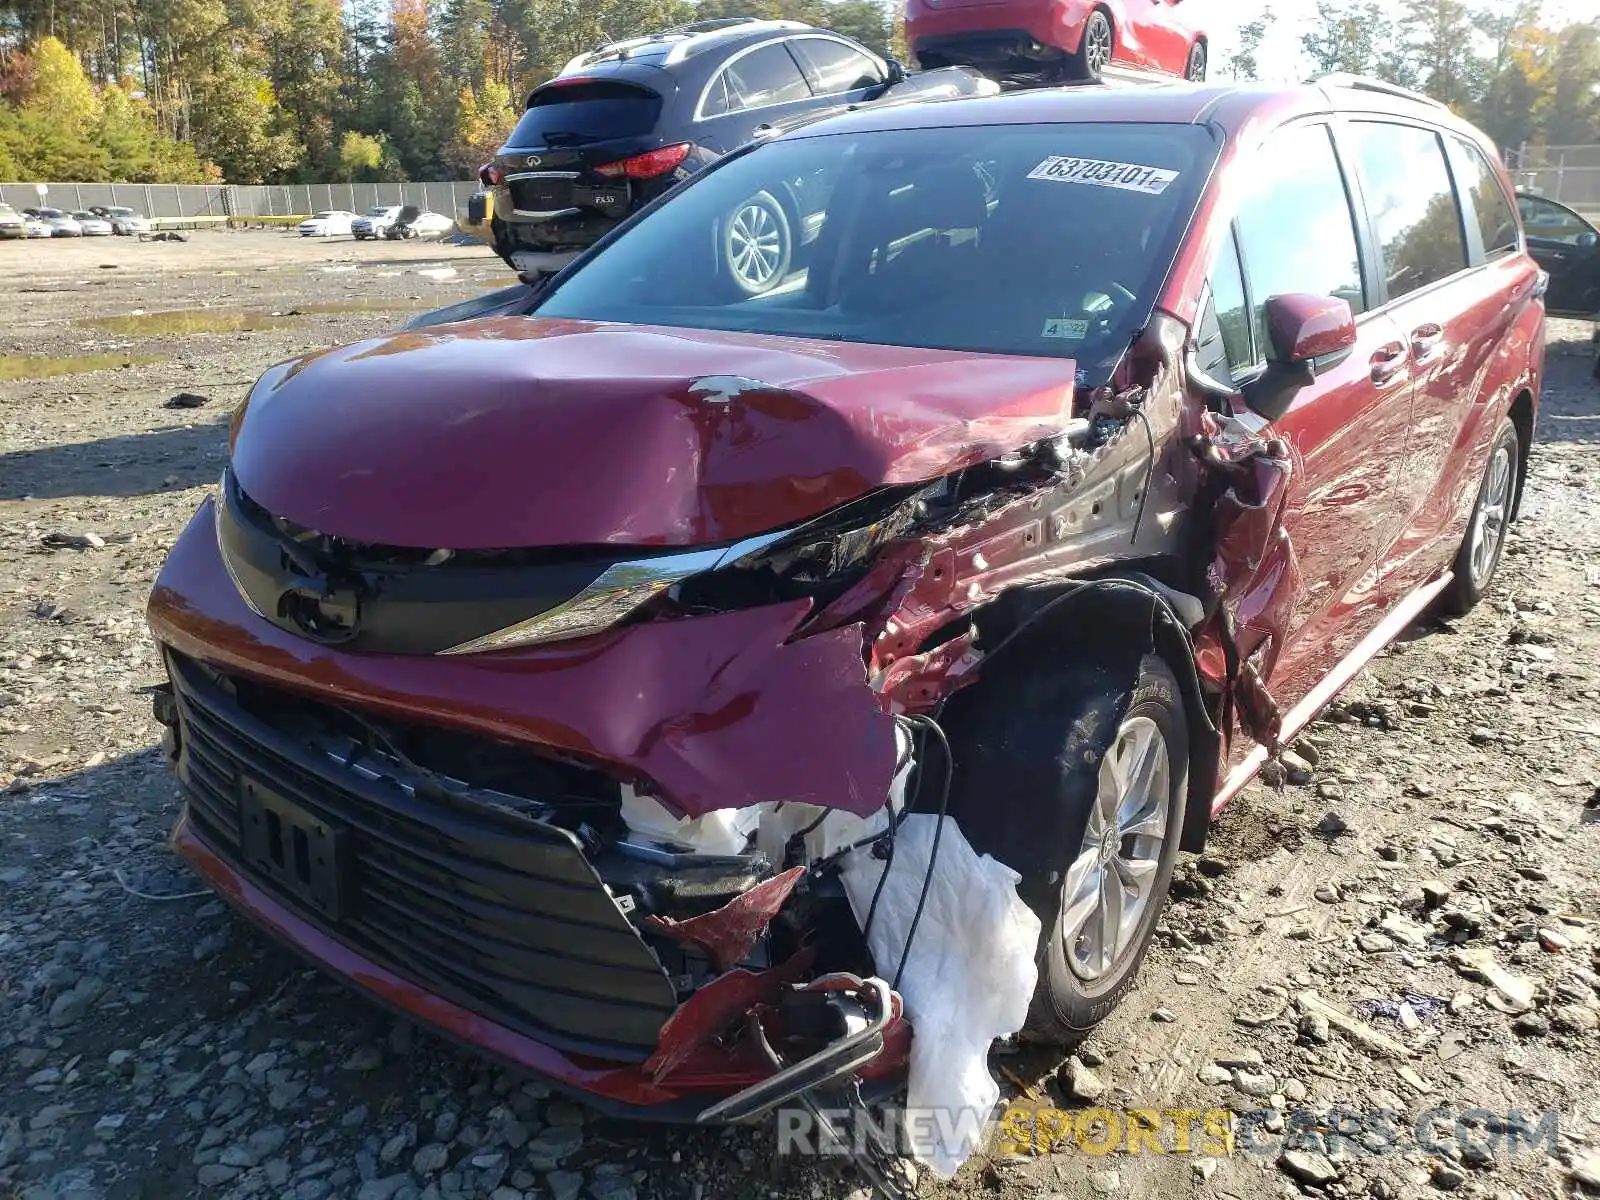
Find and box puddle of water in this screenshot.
[85,309,295,335]
[0,354,161,382]
[286,300,417,315]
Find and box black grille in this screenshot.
[167,653,679,1060]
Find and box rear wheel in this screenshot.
[720,191,792,297]
[1184,40,1207,80]
[1439,417,1519,615]
[1070,9,1114,80]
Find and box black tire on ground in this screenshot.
[1184,40,1207,81]
[720,190,792,298]
[942,652,1189,1046]
[1069,9,1114,80]
[1439,416,1520,616]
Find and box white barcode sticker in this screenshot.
[1027,155,1179,195]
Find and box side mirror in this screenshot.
[885,57,908,85]
[1240,293,1356,422]
[1579,230,1598,250]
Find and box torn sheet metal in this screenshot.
[839,815,1042,1178]
[229,318,1081,549]
[644,953,815,1084]
[645,867,806,973]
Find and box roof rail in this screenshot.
[1312,72,1445,109]
[661,16,765,34]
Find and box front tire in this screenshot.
[721,191,792,297]
[1439,416,1519,615]
[1184,40,1207,80]
[1070,9,1114,80]
[944,652,1188,1045]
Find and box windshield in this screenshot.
[312,212,336,219]
[106,207,136,217]
[367,207,393,216]
[535,122,1218,377]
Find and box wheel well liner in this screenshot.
[1508,389,1534,522]
[940,578,1220,868]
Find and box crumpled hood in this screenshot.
[231,317,1080,549]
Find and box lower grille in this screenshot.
[167,652,679,1061]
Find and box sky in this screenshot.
[1184,0,1600,81]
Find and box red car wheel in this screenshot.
[1071,9,1114,79]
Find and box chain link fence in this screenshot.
[0,180,479,220]
[1505,145,1600,216]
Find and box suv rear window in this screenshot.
[536,122,1218,379]
[507,81,663,147]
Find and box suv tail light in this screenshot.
[593,143,691,180]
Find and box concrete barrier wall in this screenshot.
[0,181,480,220]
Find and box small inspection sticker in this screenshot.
[1027,155,1179,194]
[1041,317,1089,339]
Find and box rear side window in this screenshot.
[1234,122,1366,356]
[1347,122,1468,300]
[1448,138,1519,259]
[790,38,883,94]
[508,81,662,147]
[703,43,812,117]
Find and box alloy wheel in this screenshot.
[1085,14,1112,74]
[1060,714,1170,981]
[727,201,785,292]
[1468,442,1513,589]
[1186,42,1206,80]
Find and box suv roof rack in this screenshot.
[1312,72,1445,109]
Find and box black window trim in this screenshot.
[1332,115,1476,312]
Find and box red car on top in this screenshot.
[906,0,1208,82]
[147,72,1540,1186]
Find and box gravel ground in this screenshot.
[2,233,1599,1200]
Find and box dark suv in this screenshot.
[476,17,994,287]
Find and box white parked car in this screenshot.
[0,202,25,239]
[24,207,83,236]
[94,206,153,235]
[23,215,53,238]
[351,206,402,239]
[72,210,114,236]
[297,210,358,237]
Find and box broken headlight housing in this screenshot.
[440,486,928,655]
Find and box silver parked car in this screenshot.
[72,210,114,236]
[23,207,84,236]
[0,203,25,239]
[91,206,153,235]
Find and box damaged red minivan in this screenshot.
[148,74,1542,1154]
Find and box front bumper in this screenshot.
[148,498,907,1113]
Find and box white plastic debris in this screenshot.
[839,814,1041,1178]
[618,786,760,857]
